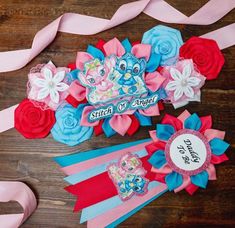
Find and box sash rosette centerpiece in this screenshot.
[147,110,230,194]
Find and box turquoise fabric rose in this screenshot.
[51,104,93,146]
[142,25,183,66]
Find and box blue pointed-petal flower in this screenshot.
[102,118,116,137]
[190,171,209,188]
[87,45,105,60]
[184,113,202,130]
[148,150,167,169]
[121,38,132,53]
[134,112,152,126]
[156,124,175,141]
[209,138,230,156]
[146,53,161,72]
[165,171,183,191]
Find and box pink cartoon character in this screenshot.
[76,52,119,104]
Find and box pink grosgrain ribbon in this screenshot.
[0,0,234,73]
[0,181,37,228]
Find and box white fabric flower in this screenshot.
[34,68,69,104]
[165,63,201,101]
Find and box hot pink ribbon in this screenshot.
[0,0,234,73]
[0,181,37,228]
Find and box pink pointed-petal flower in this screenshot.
[103,38,125,57]
[109,115,132,136]
[76,52,93,70]
[139,104,160,116]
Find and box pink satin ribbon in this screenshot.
[0,0,234,73]
[0,181,37,228]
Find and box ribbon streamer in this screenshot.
[0,0,234,73]
[0,181,37,228]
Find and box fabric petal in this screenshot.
[206,163,217,180]
[121,38,132,53]
[56,82,69,92]
[103,38,125,57]
[210,154,229,164]
[149,130,158,141]
[199,116,212,133]
[37,87,49,100]
[185,183,199,195]
[50,89,59,103]
[165,171,183,191]
[146,53,161,72]
[33,78,46,88]
[161,114,183,131]
[148,150,167,169]
[42,67,53,81]
[165,80,179,91]
[145,72,165,92]
[182,63,192,79]
[102,118,116,137]
[184,113,202,130]
[204,129,225,141]
[87,45,105,60]
[109,115,132,136]
[53,71,66,84]
[209,138,230,156]
[94,119,104,136]
[177,110,191,123]
[183,86,194,98]
[151,164,172,174]
[145,141,166,156]
[134,112,152,126]
[173,87,184,101]
[156,124,175,141]
[190,171,209,188]
[80,106,99,127]
[187,77,201,87]
[174,175,191,193]
[170,67,183,81]
[76,52,93,70]
[131,44,151,61]
[139,104,160,116]
[68,80,86,101]
[127,115,140,136]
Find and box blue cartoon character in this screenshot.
[118,174,148,199]
[115,53,148,96]
[107,152,149,201]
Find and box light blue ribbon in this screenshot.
[209,138,230,156]
[87,44,105,60]
[184,113,202,131]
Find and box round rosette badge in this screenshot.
[147,110,230,195]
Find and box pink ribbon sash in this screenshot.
[0,0,234,73]
[0,181,37,228]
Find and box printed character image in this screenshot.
[115,53,148,96]
[78,56,119,104]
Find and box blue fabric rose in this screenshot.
[51,104,93,146]
[142,25,183,66]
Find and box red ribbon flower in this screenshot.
[14,99,56,139]
[180,37,225,80]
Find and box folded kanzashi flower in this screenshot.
[51,104,93,146]
[14,99,56,139]
[147,110,230,195]
[28,61,70,110]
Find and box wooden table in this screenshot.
[0,0,234,227]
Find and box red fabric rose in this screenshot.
[14,99,56,139]
[180,37,225,80]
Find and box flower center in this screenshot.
[165,129,211,176]
[157,41,172,55]
[64,115,77,128]
[48,80,55,89]
[180,79,188,87]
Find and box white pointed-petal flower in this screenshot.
[53,71,66,84]
[170,68,183,81]
[165,80,180,91]
[182,63,192,79]
[34,78,46,88]
[43,68,53,81]
[183,86,195,98]
[187,77,201,87]
[37,87,50,100]
[174,87,184,101]
[56,82,69,92]
[50,89,60,103]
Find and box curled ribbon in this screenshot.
[0,0,234,73]
[0,181,37,228]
